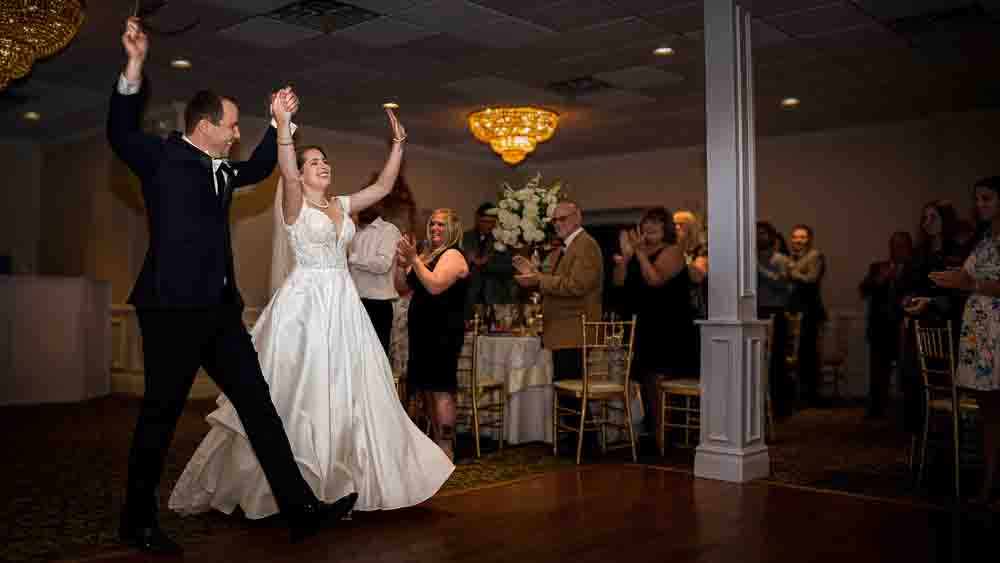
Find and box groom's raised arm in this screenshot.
[107,17,163,183]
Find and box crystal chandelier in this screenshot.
[468,106,559,165]
[0,0,85,90]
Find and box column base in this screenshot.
[693,319,770,482]
[695,443,770,482]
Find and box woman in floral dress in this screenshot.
[930,176,1000,507]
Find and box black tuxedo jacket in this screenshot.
[107,80,278,309]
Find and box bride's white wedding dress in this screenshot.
[169,196,454,518]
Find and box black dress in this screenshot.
[407,245,469,394]
[624,248,699,377]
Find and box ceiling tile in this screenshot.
[343,0,434,15]
[764,2,877,38]
[520,0,635,32]
[577,89,659,108]
[452,13,557,48]
[443,76,566,105]
[595,66,685,89]
[608,0,704,16]
[853,0,977,21]
[751,18,793,46]
[216,16,323,47]
[331,16,438,46]
[194,0,298,14]
[394,0,506,31]
[643,2,704,34]
[736,0,837,18]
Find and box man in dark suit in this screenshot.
[860,231,917,418]
[108,18,353,555]
[461,202,516,319]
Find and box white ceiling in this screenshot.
[1,0,998,164]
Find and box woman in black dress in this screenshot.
[395,208,470,461]
[612,207,690,450]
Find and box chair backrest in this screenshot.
[455,314,481,405]
[912,319,957,400]
[784,312,804,364]
[580,313,637,395]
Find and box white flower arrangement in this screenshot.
[486,172,562,251]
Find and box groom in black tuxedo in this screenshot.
[108,18,354,555]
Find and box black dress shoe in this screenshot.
[119,525,184,555]
[289,492,358,542]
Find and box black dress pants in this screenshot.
[361,298,394,358]
[124,307,316,527]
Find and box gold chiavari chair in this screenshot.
[784,312,804,400]
[913,320,978,499]
[659,377,700,452]
[552,314,638,464]
[456,313,506,458]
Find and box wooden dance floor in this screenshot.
[68,464,984,563]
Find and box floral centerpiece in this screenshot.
[487,172,562,253]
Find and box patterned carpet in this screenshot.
[0,395,985,562]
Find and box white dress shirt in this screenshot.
[349,217,401,300]
[562,226,584,250]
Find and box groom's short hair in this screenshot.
[184,90,237,135]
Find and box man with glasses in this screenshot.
[513,201,603,385]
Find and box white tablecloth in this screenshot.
[458,335,554,444]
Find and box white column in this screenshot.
[694,0,769,483]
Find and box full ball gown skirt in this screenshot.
[169,200,454,518]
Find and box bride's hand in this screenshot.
[270,87,293,124]
[386,107,406,143]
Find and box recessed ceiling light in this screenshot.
[23,111,41,121]
[780,97,800,108]
[654,46,674,56]
[170,58,192,69]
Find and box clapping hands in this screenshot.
[619,228,641,260]
[396,234,417,268]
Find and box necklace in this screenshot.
[305,196,330,209]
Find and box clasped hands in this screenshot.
[512,255,540,288]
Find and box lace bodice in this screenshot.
[285,196,355,270]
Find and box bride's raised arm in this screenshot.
[349,107,406,213]
[273,89,303,225]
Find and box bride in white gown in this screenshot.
[169,91,454,519]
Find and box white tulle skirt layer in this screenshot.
[168,266,454,518]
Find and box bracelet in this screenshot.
[392,136,407,143]
[277,138,294,146]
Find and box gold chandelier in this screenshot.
[468,106,559,165]
[0,0,85,90]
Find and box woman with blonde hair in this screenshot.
[396,209,470,460]
[674,210,708,319]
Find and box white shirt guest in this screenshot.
[350,213,402,355]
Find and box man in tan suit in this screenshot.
[514,201,603,381]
